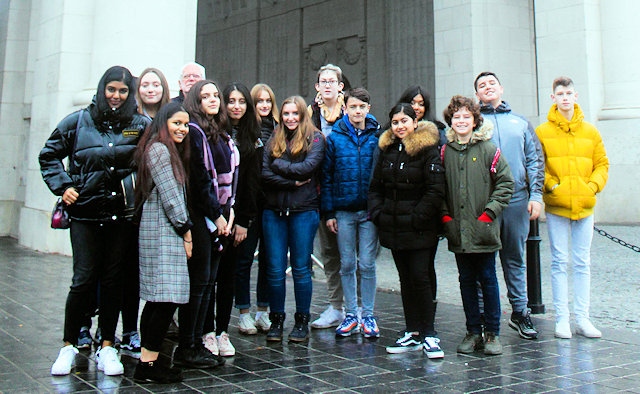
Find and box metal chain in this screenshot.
[594,226,640,253]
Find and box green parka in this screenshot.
[441,123,514,253]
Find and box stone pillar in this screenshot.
[18,0,198,253]
[434,0,538,121]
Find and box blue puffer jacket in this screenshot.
[321,114,380,219]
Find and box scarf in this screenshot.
[314,91,345,124]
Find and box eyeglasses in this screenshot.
[318,80,339,87]
[182,74,202,80]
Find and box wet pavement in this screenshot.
[1,234,640,393]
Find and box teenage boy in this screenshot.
[321,88,380,337]
[535,77,609,339]
[308,64,347,329]
[474,71,544,340]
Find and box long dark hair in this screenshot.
[90,65,138,125]
[396,85,446,129]
[183,79,230,143]
[134,102,191,208]
[223,82,260,157]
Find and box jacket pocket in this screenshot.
[472,218,500,247]
[577,179,597,210]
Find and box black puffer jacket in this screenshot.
[262,130,326,214]
[368,121,445,250]
[39,104,148,222]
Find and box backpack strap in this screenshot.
[439,144,446,165]
[490,148,501,174]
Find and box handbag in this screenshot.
[50,198,71,229]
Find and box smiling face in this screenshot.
[105,81,129,109]
[179,64,203,94]
[390,109,418,140]
[138,72,163,106]
[281,103,300,131]
[167,111,190,144]
[475,75,503,108]
[410,93,426,121]
[227,89,247,125]
[255,89,273,117]
[199,83,220,116]
[451,107,476,143]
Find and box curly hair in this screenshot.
[442,95,483,131]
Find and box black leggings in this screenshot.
[140,302,179,351]
[391,248,436,337]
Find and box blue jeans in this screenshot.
[335,210,378,317]
[234,212,269,310]
[546,212,594,323]
[262,209,319,314]
[498,198,530,314]
[456,253,501,334]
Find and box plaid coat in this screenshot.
[139,143,192,304]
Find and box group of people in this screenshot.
[39,61,608,384]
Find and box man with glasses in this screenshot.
[172,62,206,104]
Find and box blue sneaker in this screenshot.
[423,336,444,359]
[362,316,380,338]
[77,326,93,349]
[335,314,361,336]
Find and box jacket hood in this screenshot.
[446,121,494,144]
[546,103,585,133]
[480,100,512,114]
[378,120,439,156]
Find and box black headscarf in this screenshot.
[89,65,138,129]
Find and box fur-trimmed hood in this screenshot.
[378,120,440,156]
[446,121,494,144]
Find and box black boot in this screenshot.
[288,312,310,342]
[267,312,285,342]
[133,360,183,384]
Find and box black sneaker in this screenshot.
[120,331,141,358]
[509,309,538,340]
[133,360,183,384]
[386,332,422,354]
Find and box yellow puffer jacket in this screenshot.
[535,103,609,220]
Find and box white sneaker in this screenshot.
[51,345,79,375]
[217,331,236,356]
[310,305,345,329]
[255,312,272,332]
[576,319,602,338]
[96,346,124,376]
[238,313,258,335]
[203,332,219,355]
[554,320,572,339]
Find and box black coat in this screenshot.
[262,130,326,214]
[39,108,148,222]
[368,121,445,250]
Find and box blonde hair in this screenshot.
[250,83,279,120]
[270,96,318,158]
[316,63,343,83]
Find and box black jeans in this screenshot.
[140,302,179,351]
[179,215,221,347]
[391,248,436,337]
[234,214,269,310]
[64,221,135,344]
[204,241,236,335]
[121,232,139,333]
